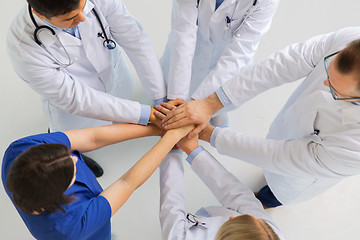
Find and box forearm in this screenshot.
[213,128,347,178]
[120,130,182,188]
[203,92,224,114]
[191,0,279,100]
[100,128,188,216]
[65,124,161,152]
[167,0,198,100]
[191,150,266,217]
[105,0,166,100]
[159,151,187,240]
[198,125,215,143]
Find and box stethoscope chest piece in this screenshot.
[103,39,116,50]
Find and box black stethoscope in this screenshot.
[28,4,116,68]
[224,0,257,38]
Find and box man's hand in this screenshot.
[161,93,224,138]
[154,98,185,120]
[176,133,199,155]
[198,125,215,143]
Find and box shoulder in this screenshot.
[333,27,360,45]
[91,0,125,15]
[7,5,34,48]
[256,0,280,8]
[315,27,360,56]
[7,5,42,63]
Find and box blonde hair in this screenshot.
[215,215,280,240]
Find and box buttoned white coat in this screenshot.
[161,0,279,101]
[7,0,166,131]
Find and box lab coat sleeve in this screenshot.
[100,0,166,100]
[167,0,198,100]
[219,29,338,107]
[191,0,279,100]
[214,128,360,179]
[6,42,143,124]
[159,152,186,240]
[191,150,274,222]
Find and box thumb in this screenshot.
[188,124,204,139]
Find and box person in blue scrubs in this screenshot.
[2,123,193,239]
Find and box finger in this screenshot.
[188,124,205,139]
[168,98,185,106]
[162,105,185,123]
[163,118,194,130]
[163,111,187,126]
[160,102,176,111]
[155,104,171,115]
[154,110,167,120]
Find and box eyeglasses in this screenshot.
[186,213,205,226]
[324,51,360,101]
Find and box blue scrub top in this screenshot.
[1,132,112,240]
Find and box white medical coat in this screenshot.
[161,0,279,100]
[159,150,284,239]
[7,0,166,131]
[214,27,360,204]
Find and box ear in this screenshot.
[323,80,329,87]
[32,9,50,21]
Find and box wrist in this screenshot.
[149,107,156,122]
[199,125,215,142]
[165,129,185,141]
[183,143,199,155]
[148,124,163,136]
[204,93,224,114]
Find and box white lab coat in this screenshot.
[161,0,279,101]
[7,0,166,131]
[213,27,360,204]
[159,151,284,240]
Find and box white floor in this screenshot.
[1,0,360,239]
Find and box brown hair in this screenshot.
[215,215,280,240]
[336,39,360,92]
[6,144,75,214]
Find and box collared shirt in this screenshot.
[2,132,111,240]
[42,19,82,39]
[215,0,224,10]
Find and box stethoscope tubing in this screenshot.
[225,0,258,37]
[91,7,116,50]
[28,4,116,68]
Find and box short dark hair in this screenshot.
[336,39,360,92]
[27,0,80,19]
[6,144,75,214]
